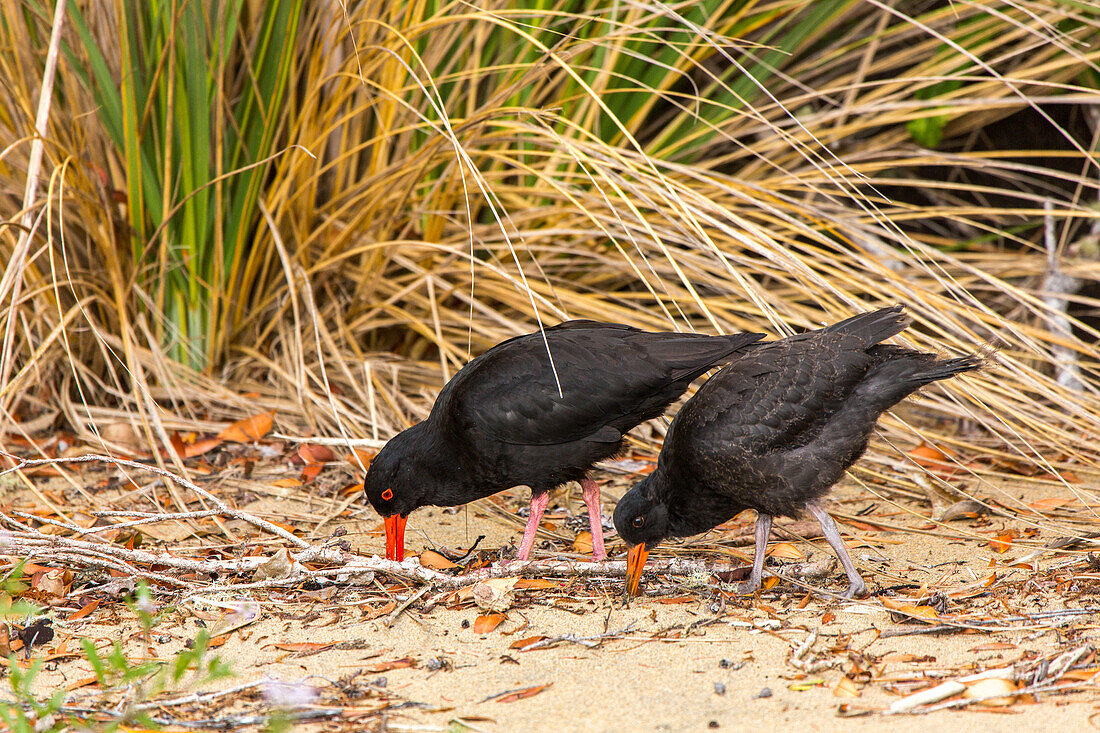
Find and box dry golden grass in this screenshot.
[0,1,1098,546]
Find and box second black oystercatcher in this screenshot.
[614,306,981,598]
[363,320,764,561]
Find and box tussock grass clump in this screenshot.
[0,1,1098,536]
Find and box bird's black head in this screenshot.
[362,428,426,519]
[363,425,437,560]
[613,477,670,549]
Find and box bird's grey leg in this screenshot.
[805,501,867,598]
[580,476,607,561]
[517,491,551,561]
[738,513,772,594]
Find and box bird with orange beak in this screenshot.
[362,320,764,561]
[614,306,980,598]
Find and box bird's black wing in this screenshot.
[660,332,876,495]
[435,321,760,447]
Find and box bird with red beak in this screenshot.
[362,320,764,562]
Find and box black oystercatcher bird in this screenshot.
[614,306,980,598]
[364,320,765,561]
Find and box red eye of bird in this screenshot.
[381,488,394,501]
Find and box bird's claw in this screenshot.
[841,580,867,599]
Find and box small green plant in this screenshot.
[0,579,233,732]
[0,658,65,733]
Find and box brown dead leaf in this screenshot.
[964,677,1018,706]
[419,550,460,570]
[1061,668,1100,681]
[656,596,698,605]
[184,437,221,458]
[908,442,959,477]
[34,570,66,600]
[271,478,303,488]
[361,601,396,619]
[834,676,860,698]
[881,597,939,621]
[473,578,518,612]
[767,542,804,559]
[762,576,781,590]
[367,656,416,672]
[573,531,593,554]
[496,683,552,703]
[298,444,336,465]
[1027,497,1071,512]
[271,642,334,653]
[514,579,558,590]
[69,600,100,621]
[217,410,274,443]
[300,464,323,484]
[64,676,99,692]
[473,613,506,634]
[990,533,1015,553]
[509,635,547,650]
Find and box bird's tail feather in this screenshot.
[819,305,909,346]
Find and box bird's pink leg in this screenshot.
[517,491,551,560]
[580,477,607,561]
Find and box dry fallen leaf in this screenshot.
[573,531,593,554]
[881,597,940,621]
[514,579,558,590]
[496,683,552,703]
[834,676,861,698]
[767,542,804,559]
[217,410,275,443]
[473,577,518,612]
[990,533,1015,553]
[964,677,1018,706]
[367,656,416,672]
[509,635,547,650]
[472,613,506,634]
[272,642,334,653]
[209,602,261,637]
[908,442,958,476]
[419,550,460,570]
[34,570,66,601]
[69,599,100,621]
[297,443,336,465]
[253,549,302,581]
[183,437,221,458]
[300,464,323,484]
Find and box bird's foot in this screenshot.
[841,579,868,599]
[737,579,761,596]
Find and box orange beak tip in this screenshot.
[625,543,650,596]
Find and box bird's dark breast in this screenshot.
[473,435,625,496]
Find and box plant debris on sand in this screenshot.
[0,433,1097,730]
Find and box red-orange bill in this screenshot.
[626,543,649,595]
[385,515,407,560]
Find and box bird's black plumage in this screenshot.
[614,306,981,597]
[364,320,765,560]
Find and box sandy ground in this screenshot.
[22,474,1100,732]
